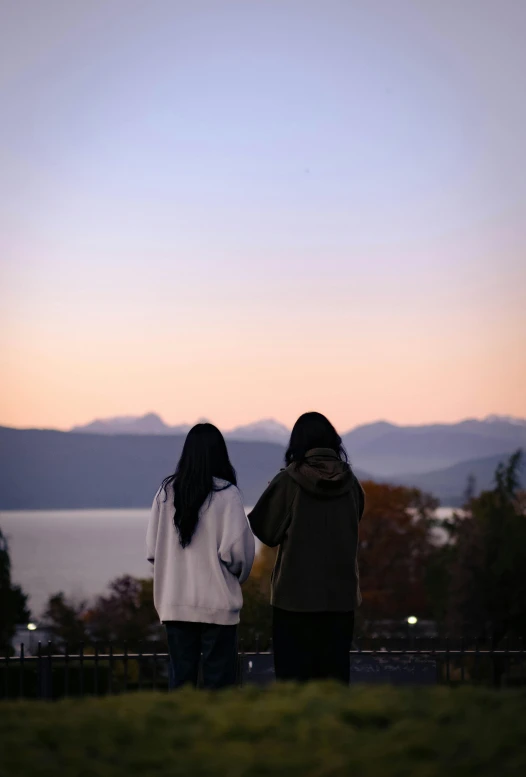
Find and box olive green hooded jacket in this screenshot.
[248,448,364,612]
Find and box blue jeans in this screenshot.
[165,621,238,689]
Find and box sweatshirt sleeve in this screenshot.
[146,490,161,564]
[248,471,295,548]
[219,488,255,583]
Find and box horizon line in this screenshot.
[2,412,526,436]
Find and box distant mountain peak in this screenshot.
[71,413,178,436]
[230,418,289,433]
[483,414,526,426]
[225,419,290,444]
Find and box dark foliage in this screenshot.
[0,528,30,652]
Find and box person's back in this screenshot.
[251,448,363,613]
[249,413,364,683]
[147,423,255,689]
[148,478,253,625]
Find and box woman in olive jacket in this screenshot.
[249,412,364,683]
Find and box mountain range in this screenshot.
[72,413,526,477]
[0,424,523,510]
[71,414,291,444]
[343,416,526,476]
[0,415,524,510]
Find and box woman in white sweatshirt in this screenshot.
[146,423,255,689]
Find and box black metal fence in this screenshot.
[1,639,525,700]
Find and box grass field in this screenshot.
[1,683,525,776]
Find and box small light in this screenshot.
[407,616,418,625]
[27,623,37,631]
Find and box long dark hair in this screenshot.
[285,411,348,466]
[160,423,237,548]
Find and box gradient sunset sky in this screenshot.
[1,0,525,432]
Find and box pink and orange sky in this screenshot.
[1,0,525,432]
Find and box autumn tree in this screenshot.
[43,593,88,646]
[358,482,438,624]
[43,575,162,648]
[86,575,162,644]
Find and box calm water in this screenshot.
[1,509,155,618]
[1,507,454,620]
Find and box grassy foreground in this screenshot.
[1,684,526,777]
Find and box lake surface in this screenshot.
[0,507,456,620]
[1,510,155,618]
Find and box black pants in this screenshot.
[165,621,238,689]
[272,607,354,683]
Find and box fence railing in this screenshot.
[1,639,525,700]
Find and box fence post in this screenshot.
[491,636,498,688]
[239,639,245,687]
[475,638,481,684]
[79,642,84,697]
[124,641,128,693]
[504,637,510,688]
[37,641,42,699]
[46,641,53,700]
[19,643,24,698]
[109,643,114,694]
[460,637,465,684]
[4,649,9,700]
[64,643,69,698]
[94,642,99,696]
[432,638,439,684]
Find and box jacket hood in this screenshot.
[285,448,353,498]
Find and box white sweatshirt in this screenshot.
[146,479,255,626]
